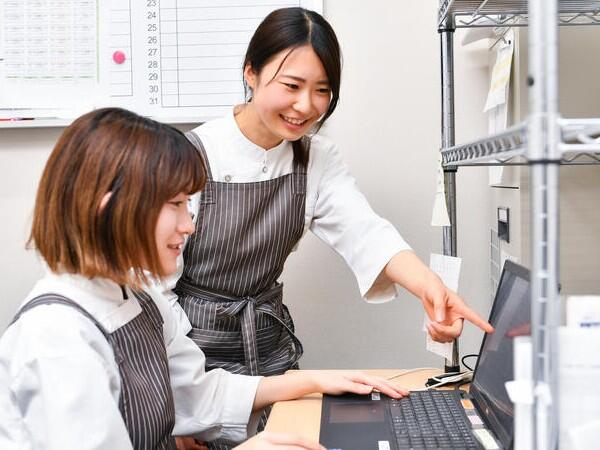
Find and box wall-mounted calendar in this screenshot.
[0,0,322,126]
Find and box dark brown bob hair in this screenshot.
[29,107,205,287]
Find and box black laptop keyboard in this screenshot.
[390,390,480,449]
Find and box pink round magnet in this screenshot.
[112,50,126,64]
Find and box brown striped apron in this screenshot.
[175,131,306,449]
[11,292,176,450]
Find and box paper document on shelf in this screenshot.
[430,254,461,292]
[489,167,504,186]
[558,327,600,450]
[431,154,451,227]
[566,295,600,328]
[488,101,509,185]
[423,254,462,361]
[461,28,494,46]
[483,29,514,112]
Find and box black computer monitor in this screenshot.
[470,260,531,450]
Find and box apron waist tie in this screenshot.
[175,280,303,375]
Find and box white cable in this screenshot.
[411,371,474,391]
[386,367,441,381]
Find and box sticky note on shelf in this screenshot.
[483,29,514,113]
[431,154,451,227]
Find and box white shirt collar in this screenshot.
[224,108,290,161]
[25,271,142,333]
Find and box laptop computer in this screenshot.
[319,260,531,450]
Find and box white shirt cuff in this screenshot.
[364,271,400,303]
[218,373,263,442]
[357,239,411,301]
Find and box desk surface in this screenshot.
[265,368,444,440]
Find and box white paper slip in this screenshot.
[488,102,508,186]
[429,253,461,292]
[424,254,462,359]
[483,29,514,112]
[566,295,600,328]
[431,192,451,227]
[424,331,453,361]
[461,27,494,45]
[431,154,451,227]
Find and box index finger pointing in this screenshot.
[457,303,494,333]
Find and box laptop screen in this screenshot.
[469,260,531,450]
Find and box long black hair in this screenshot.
[243,7,342,162]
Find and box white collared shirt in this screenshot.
[176,109,411,302]
[0,271,261,450]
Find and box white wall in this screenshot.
[0,1,493,369]
[282,1,492,368]
[0,128,61,328]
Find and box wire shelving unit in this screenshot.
[438,1,600,449]
[439,0,600,27]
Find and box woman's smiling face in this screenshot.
[154,193,194,276]
[243,44,332,148]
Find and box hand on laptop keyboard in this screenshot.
[307,370,409,399]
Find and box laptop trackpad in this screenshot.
[320,393,395,450]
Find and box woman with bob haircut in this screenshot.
[172,8,494,447]
[0,107,406,450]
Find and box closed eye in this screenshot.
[283,82,299,90]
[170,201,184,207]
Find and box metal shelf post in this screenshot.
[439,16,460,372]
[528,0,561,448]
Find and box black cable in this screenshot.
[461,353,478,372]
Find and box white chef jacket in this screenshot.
[172,109,411,303]
[0,271,262,450]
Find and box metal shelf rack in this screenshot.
[439,0,600,27]
[438,1,600,449]
[440,119,600,166]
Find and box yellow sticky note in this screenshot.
[461,399,475,410]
